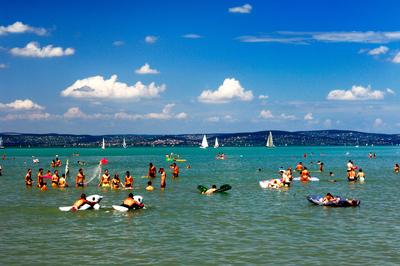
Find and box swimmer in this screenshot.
[357,169,365,181]
[75,168,85,187]
[51,170,60,188]
[159,168,166,189]
[394,163,399,174]
[203,185,218,195]
[121,193,144,209]
[36,168,45,188]
[58,174,68,188]
[300,167,311,182]
[146,181,154,191]
[172,163,179,178]
[72,193,88,211]
[111,174,121,189]
[25,168,33,186]
[99,169,111,187]
[124,171,133,188]
[322,193,337,204]
[148,163,156,178]
[295,162,304,172]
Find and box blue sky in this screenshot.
[1,0,400,134]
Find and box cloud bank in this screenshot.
[10,42,75,58]
[327,85,386,101]
[0,21,47,36]
[61,75,166,100]
[0,99,44,111]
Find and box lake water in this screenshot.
[0,146,399,265]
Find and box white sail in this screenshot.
[0,137,4,149]
[200,135,209,149]
[214,137,219,148]
[122,137,127,148]
[266,131,275,147]
[101,138,106,150]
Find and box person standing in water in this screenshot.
[394,163,399,174]
[111,174,121,189]
[146,181,154,191]
[75,168,85,187]
[172,163,179,178]
[124,171,133,189]
[51,170,60,188]
[36,168,45,188]
[159,168,166,189]
[58,174,68,188]
[25,168,33,186]
[148,163,156,178]
[99,169,111,187]
[357,169,366,181]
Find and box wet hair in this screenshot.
[39,168,43,172]
[61,174,65,178]
[126,171,130,176]
[212,185,217,189]
[326,193,333,197]
[149,163,153,167]
[81,193,86,199]
[158,168,164,173]
[359,169,363,172]
[128,193,133,198]
[78,168,82,172]
[114,174,119,180]
[147,181,152,186]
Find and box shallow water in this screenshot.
[0,146,399,265]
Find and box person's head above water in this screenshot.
[212,185,217,189]
[147,181,152,186]
[80,193,86,199]
[128,193,133,198]
[126,171,130,176]
[326,193,333,197]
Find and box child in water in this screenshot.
[146,181,154,191]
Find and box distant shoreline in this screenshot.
[1,130,400,147]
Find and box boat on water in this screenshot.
[200,135,209,149]
[266,131,275,148]
[214,137,219,148]
[0,137,4,149]
[101,138,106,150]
[122,137,127,148]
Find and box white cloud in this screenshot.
[182,34,203,39]
[175,112,188,119]
[0,21,47,36]
[258,95,269,100]
[0,99,44,111]
[0,112,51,121]
[10,42,75,58]
[367,46,389,55]
[135,63,160,74]
[386,88,395,94]
[304,112,313,121]
[392,52,400,63]
[238,35,308,44]
[259,110,296,120]
[0,63,7,69]
[259,110,273,119]
[61,74,166,100]
[327,85,385,101]
[229,4,252,14]
[113,41,125,46]
[238,31,400,44]
[373,118,384,127]
[198,78,253,103]
[205,115,235,123]
[145,35,158,44]
[206,116,220,122]
[64,104,187,121]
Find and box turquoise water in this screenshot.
[1,146,400,265]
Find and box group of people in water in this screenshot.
[25,160,179,192]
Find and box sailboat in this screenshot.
[214,137,219,148]
[101,138,106,150]
[200,135,209,149]
[266,131,275,148]
[0,137,4,149]
[122,137,127,148]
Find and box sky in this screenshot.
[1,0,400,134]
